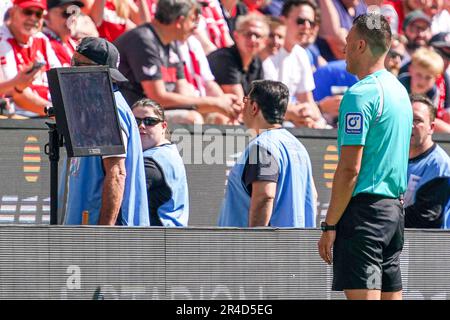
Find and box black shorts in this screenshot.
[332,193,404,292]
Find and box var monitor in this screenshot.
[47,66,125,157]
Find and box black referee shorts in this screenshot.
[332,193,404,292]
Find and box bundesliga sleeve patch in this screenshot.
[345,112,363,134]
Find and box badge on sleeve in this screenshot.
[345,112,363,134]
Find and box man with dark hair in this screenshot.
[318,13,413,300]
[264,0,327,128]
[114,0,240,124]
[64,37,149,226]
[404,94,450,229]
[399,10,432,74]
[218,79,317,228]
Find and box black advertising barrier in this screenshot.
[0,120,449,226]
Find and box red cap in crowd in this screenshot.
[13,0,47,10]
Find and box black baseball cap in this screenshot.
[47,0,84,10]
[429,32,450,60]
[76,37,128,82]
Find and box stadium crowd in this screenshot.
[0,0,449,129]
[0,0,448,229]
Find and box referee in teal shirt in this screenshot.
[318,14,413,300]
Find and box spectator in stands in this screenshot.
[384,33,407,76]
[383,0,431,36]
[218,80,317,227]
[208,13,267,108]
[178,35,220,97]
[0,0,61,117]
[312,59,358,127]
[0,1,12,26]
[398,47,450,132]
[194,0,234,55]
[300,5,327,72]
[219,0,248,35]
[259,16,286,62]
[0,63,42,94]
[115,0,241,125]
[400,10,432,73]
[64,37,149,226]
[132,99,189,226]
[317,0,366,61]
[404,94,450,229]
[318,13,412,300]
[241,0,267,15]
[84,0,146,42]
[264,0,326,128]
[399,47,442,102]
[424,0,450,35]
[44,0,84,67]
[429,32,450,123]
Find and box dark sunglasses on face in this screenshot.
[296,17,315,27]
[22,8,44,19]
[135,117,162,127]
[61,10,72,19]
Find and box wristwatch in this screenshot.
[320,221,336,232]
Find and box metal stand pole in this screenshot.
[44,122,63,225]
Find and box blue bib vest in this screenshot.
[143,143,189,226]
[64,90,149,226]
[218,129,316,227]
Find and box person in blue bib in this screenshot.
[132,98,189,226]
[317,14,413,300]
[218,79,317,228]
[64,37,149,226]
[404,94,450,229]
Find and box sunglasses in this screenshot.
[22,8,44,19]
[296,17,315,27]
[135,117,162,127]
[61,10,72,19]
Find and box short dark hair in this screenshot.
[410,94,436,122]
[353,13,392,57]
[281,0,320,24]
[155,0,199,25]
[248,80,289,125]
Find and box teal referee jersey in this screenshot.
[338,69,412,198]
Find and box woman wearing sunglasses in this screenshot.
[132,98,189,227]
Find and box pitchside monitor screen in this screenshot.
[47,66,124,157]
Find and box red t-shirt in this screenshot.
[0,26,61,102]
[43,28,77,67]
[97,0,127,42]
[383,0,404,34]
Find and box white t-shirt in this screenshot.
[263,44,315,99]
[0,0,11,27]
[431,10,450,34]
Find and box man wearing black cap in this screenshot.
[43,0,84,66]
[64,37,150,226]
